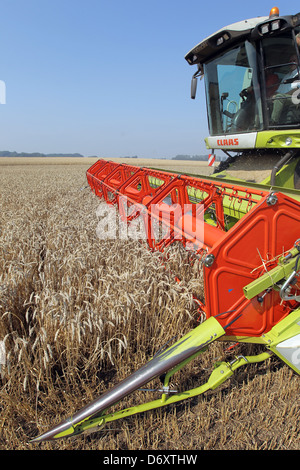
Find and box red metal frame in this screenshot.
[87,160,300,338]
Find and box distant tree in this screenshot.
[0,151,86,158]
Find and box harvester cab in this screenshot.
[186,6,300,188]
[31,8,300,443]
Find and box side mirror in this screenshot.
[191,77,198,99]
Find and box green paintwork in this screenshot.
[153,316,226,361]
[51,306,300,438]
[261,158,299,188]
[243,247,300,300]
[261,308,300,374]
[67,352,272,436]
[51,317,225,439]
[56,308,300,437]
[255,130,300,149]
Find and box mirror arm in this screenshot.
[191,64,203,99]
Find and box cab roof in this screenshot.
[185,13,299,66]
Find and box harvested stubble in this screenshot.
[0,160,299,451]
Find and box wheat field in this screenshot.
[0,158,299,451]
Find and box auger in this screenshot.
[31,6,300,442]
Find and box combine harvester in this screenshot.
[32,7,300,441]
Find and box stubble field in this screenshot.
[0,157,299,451]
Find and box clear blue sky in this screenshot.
[1,0,299,158]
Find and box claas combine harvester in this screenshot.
[32,7,300,442]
